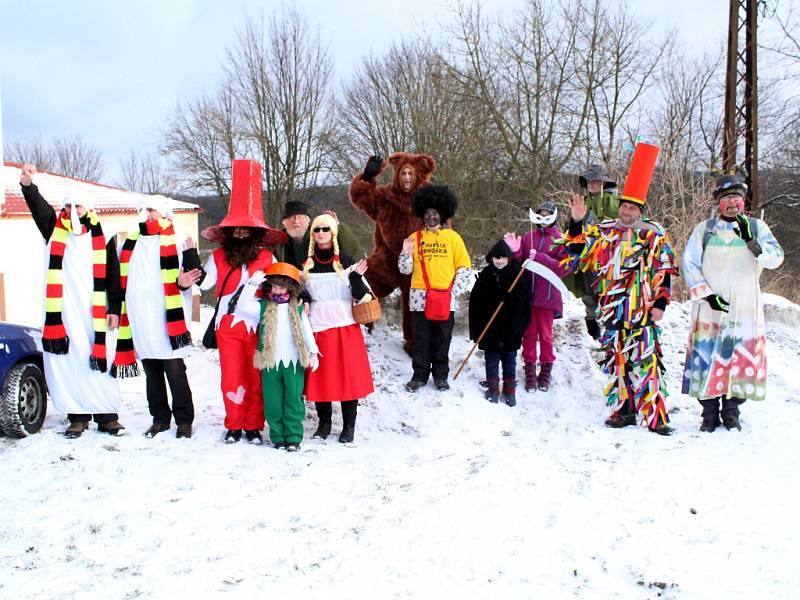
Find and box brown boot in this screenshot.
[524,362,537,392]
[97,420,126,436]
[64,421,88,439]
[484,377,501,403]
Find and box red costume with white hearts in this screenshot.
[200,160,287,432]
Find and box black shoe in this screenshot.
[339,425,355,444]
[650,424,674,436]
[722,415,742,431]
[64,421,89,439]
[405,379,426,393]
[273,442,287,450]
[434,378,450,391]
[586,318,601,340]
[604,412,636,428]
[224,429,242,444]
[144,422,170,438]
[285,443,301,452]
[176,424,192,439]
[313,422,331,440]
[700,415,720,432]
[245,430,263,445]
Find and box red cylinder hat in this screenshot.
[202,159,288,245]
[620,143,660,207]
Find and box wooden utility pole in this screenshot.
[722,0,760,212]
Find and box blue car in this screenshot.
[0,322,48,437]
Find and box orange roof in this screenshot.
[1,161,199,217]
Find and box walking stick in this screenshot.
[453,263,528,380]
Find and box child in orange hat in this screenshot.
[253,262,319,451]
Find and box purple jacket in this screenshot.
[513,225,570,316]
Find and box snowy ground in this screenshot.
[2,294,799,599]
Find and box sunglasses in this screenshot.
[313,226,331,233]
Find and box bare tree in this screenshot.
[161,84,244,202]
[5,134,104,180]
[225,7,335,225]
[118,149,175,194]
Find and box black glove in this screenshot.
[361,155,383,182]
[734,214,753,242]
[705,294,730,312]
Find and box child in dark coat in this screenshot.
[468,240,531,406]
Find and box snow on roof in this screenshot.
[1,161,199,217]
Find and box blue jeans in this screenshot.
[485,350,517,380]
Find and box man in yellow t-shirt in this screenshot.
[399,185,471,392]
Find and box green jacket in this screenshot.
[584,190,620,224]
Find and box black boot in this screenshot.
[537,362,553,392]
[524,362,537,392]
[699,398,721,432]
[224,429,242,443]
[339,400,357,443]
[722,397,743,431]
[502,377,517,407]
[484,377,501,403]
[313,422,332,440]
[585,318,601,340]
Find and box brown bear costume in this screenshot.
[349,152,436,353]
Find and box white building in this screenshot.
[1,161,201,326]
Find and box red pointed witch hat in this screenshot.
[620,142,660,207]
[202,159,288,245]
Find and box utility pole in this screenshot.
[722,0,760,212]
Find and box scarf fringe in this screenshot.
[111,362,141,379]
[43,337,70,355]
[169,331,193,351]
[89,356,108,373]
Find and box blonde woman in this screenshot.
[302,214,374,443]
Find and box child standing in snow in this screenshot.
[504,199,570,393]
[253,262,319,451]
[468,240,531,406]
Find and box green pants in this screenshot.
[262,362,306,444]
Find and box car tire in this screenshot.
[0,363,48,437]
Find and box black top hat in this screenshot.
[282,200,310,219]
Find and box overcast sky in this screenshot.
[1,0,731,185]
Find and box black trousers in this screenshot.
[141,358,194,426]
[411,311,455,382]
[68,413,118,424]
[315,400,358,428]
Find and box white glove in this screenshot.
[309,353,319,372]
[247,270,266,287]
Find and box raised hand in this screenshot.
[177,268,202,289]
[401,237,415,256]
[353,259,368,275]
[569,193,587,222]
[362,155,384,182]
[20,164,37,186]
[247,269,266,288]
[184,237,197,250]
[734,214,753,242]
[503,232,521,253]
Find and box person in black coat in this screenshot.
[468,239,531,406]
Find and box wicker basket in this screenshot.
[352,296,382,325]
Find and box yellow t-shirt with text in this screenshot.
[407,228,471,290]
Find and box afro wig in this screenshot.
[411,184,458,222]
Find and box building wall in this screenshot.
[0,212,199,327]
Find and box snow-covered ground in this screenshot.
[2,294,799,599]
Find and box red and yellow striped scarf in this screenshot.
[112,218,191,378]
[42,209,109,373]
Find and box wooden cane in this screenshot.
[453,263,528,380]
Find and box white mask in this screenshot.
[528,207,557,226]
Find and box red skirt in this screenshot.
[305,324,374,402]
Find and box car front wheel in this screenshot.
[0,363,47,437]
